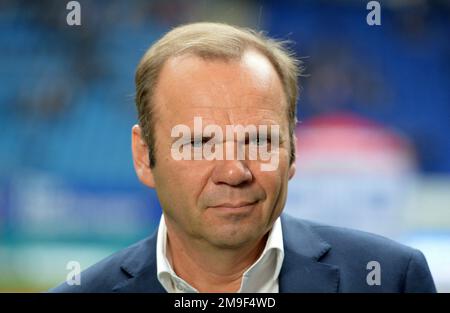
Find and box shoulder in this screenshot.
[282,213,415,258]
[280,214,436,292]
[49,236,155,293]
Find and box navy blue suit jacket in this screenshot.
[51,214,436,292]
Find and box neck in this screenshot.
[165,221,268,292]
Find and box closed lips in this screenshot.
[210,201,257,208]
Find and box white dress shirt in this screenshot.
[156,214,284,293]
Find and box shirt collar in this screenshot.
[156,214,284,293]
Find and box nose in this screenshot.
[211,160,253,186]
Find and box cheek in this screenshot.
[251,164,282,199]
[251,154,290,206]
[154,159,211,209]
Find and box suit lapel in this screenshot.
[112,231,167,293]
[279,215,340,292]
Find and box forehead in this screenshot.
[153,50,287,125]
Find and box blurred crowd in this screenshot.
[0,0,449,183]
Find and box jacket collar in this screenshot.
[278,214,340,292]
[113,214,339,293]
[112,232,165,293]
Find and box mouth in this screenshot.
[209,201,258,213]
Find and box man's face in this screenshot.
[133,50,295,248]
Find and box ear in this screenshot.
[131,125,156,188]
[288,133,297,180]
[288,162,296,180]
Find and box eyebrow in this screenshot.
[170,123,287,144]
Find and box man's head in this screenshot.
[132,22,301,248]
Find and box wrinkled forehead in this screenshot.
[152,50,288,127]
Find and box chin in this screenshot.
[205,227,262,249]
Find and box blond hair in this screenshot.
[135,22,302,167]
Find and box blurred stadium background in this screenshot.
[0,0,449,292]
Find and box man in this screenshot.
[52,22,436,293]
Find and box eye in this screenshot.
[248,135,271,146]
[188,137,211,147]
